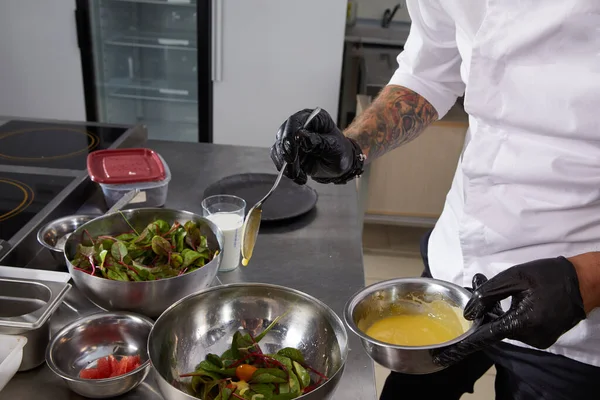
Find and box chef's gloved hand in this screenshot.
[464,274,504,319]
[433,257,586,367]
[270,108,365,185]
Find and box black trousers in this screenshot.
[379,230,600,400]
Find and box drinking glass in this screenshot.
[201,195,246,272]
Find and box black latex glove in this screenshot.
[433,257,586,367]
[270,108,365,185]
[464,274,504,319]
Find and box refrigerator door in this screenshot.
[81,0,209,142]
[211,0,347,148]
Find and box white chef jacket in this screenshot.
[388,0,600,367]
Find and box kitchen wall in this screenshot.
[353,0,411,23]
[0,0,86,121]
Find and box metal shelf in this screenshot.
[142,119,198,142]
[105,32,197,51]
[141,117,198,125]
[104,78,197,103]
[106,0,196,7]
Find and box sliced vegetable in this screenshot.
[236,364,258,381]
[181,313,328,399]
[79,354,142,379]
[79,368,100,379]
[292,361,310,389]
[70,218,215,282]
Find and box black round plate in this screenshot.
[203,173,318,222]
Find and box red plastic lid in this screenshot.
[87,148,166,184]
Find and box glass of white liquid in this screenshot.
[202,195,246,272]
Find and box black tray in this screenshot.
[203,173,318,222]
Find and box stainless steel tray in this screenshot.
[0,277,71,331]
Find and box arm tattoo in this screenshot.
[344,85,438,160]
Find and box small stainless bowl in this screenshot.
[46,312,153,399]
[37,215,97,262]
[344,277,481,374]
[149,283,348,400]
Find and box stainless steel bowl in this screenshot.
[37,215,98,262]
[46,312,154,399]
[344,277,482,374]
[148,283,348,400]
[63,208,223,318]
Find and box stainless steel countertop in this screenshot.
[0,141,377,400]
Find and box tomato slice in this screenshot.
[111,358,124,377]
[121,360,130,375]
[132,354,141,370]
[124,355,141,372]
[235,364,258,382]
[108,355,120,377]
[79,368,101,379]
[97,357,111,378]
[81,354,142,379]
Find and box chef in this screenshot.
[270,1,600,399]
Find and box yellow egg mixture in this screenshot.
[365,300,468,346]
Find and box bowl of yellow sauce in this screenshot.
[343,278,481,374]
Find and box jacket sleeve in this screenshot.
[388,0,465,119]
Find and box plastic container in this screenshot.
[0,335,27,392]
[87,149,171,208]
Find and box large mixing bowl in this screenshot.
[344,277,482,374]
[148,283,348,400]
[63,208,222,318]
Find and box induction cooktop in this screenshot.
[0,120,130,170]
[0,172,75,241]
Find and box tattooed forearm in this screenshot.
[344,85,438,160]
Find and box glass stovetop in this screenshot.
[0,120,130,170]
[0,172,75,241]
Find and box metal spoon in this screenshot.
[240,107,322,266]
[107,189,140,214]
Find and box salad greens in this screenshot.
[70,217,215,281]
[181,314,328,400]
